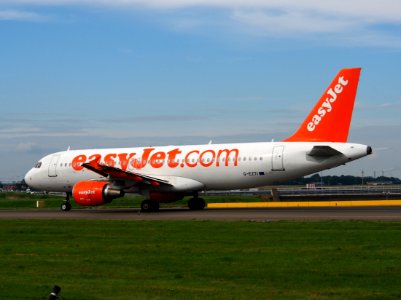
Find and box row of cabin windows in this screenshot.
[62,156,265,168]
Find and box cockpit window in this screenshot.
[34,162,42,168]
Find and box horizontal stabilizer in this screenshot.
[308,146,343,157]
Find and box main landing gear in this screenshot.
[188,195,206,210]
[140,194,206,212]
[141,199,160,212]
[61,192,72,211]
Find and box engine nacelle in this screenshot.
[72,181,124,206]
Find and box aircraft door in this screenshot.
[271,146,285,171]
[48,154,61,177]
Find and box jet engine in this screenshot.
[72,181,124,206]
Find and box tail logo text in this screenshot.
[307,76,349,132]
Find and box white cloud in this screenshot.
[357,102,401,110]
[15,142,36,152]
[1,0,400,47]
[2,0,401,20]
[232,10,360,35]
[0,9,46,21]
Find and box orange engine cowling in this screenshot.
[72,181,124,206]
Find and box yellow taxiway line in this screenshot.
[207,200,401,209]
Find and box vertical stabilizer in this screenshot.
[284,68,361,142]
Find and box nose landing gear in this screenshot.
[61,192,72,211]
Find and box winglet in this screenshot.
[283,68,361,142]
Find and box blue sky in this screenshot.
[1,1,401,181]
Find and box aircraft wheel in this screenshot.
[197,198,206,210]
[141,200,159,212]
[61,202,72,211]
[152,201,160,211]
[188,198,205,210]
[141,200,151,212]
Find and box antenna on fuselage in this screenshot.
[66,146,71,151]
[208,140,213,145]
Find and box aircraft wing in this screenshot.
[307,146,343,157]
[82,157,172,187]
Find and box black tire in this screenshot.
[188,198,206,210]
[188,198,196,210]
[61,202,72,211]
[141,200,159,212]
[141,200,151,212]
[152,201,160,211]
[197,198,206,210]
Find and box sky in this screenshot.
[1,0,401,182]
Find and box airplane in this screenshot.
[24,68,372,212]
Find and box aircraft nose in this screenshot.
[24,169,36,189]
[24,170,32,186]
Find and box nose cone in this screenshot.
[24,169,34,188]
[24,168,42,190]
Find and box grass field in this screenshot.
[1,220,401,299]
[0,192,263,210]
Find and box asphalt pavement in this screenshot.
[1,206,401,221]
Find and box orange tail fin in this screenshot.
[284,68,361,142]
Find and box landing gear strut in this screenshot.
[141,199,160,212]
[61,192,72,211]
[188,194,206,210]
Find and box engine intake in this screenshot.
[72,181,124,206]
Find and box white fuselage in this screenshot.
[25,141,370,193]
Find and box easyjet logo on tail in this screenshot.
[307,76,349,132]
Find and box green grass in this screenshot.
[0,220,401,299]
[0,192,265,210]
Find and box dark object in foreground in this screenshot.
[48,285,61,299]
